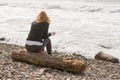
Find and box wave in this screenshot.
[0,3,7,6]
[74,0,120,4]
[0,0,120,13]
[42,3,119,13]
[110,9,120,13]
[42,1,120,14]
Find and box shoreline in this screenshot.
[0,42,120,80]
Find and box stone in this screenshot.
[0,51,2,54]
[95,52,119,63]
[0,37,5,41]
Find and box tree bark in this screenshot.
[11,49,86,73]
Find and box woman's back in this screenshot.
[27,21,49,42]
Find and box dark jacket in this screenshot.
[26,21,49,42]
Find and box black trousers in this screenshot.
[25,38,52,55]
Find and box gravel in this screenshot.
[0,42,120,80]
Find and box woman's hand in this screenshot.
[48,32,56,37]
[51,32,55,36]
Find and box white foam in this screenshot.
[0,0,120,59]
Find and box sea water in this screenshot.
[0,0,120,59]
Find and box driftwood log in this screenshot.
[95,52,119,63]
[11,49,86,73]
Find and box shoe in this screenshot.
[39,50,44,54]
[48,53,52,56]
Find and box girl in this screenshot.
[25,11,55,55]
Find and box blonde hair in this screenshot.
[36,11,50,23]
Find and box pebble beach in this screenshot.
[0,42,120,80]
